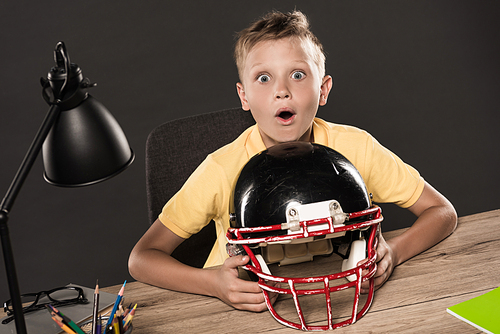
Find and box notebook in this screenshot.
[447,286,500,333]
[0,283,117,334]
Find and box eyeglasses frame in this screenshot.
[2,286,88,324]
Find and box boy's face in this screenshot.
[236,37,332,148]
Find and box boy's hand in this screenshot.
[212,255,279,312]
[357,183,458,294]
[359,229,396,294]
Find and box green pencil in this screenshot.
[48,304,86,334]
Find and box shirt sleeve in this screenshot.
[158,155,226,239]
[363,134,425,208]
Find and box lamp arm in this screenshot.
[0,103,61,334]
[1,104,61,212]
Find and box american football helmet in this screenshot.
[226,142,383,331]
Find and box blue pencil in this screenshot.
[96,315,102,334]
[104,280,126,330]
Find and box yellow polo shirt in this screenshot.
[159,118,424,267]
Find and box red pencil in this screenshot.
[123,304,136,329]
[51,316,76,334]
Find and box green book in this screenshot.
[447,286,500,334]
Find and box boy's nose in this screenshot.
[275,84,291,99]
[276,91,290,99]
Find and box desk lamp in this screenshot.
[0,41,134,333]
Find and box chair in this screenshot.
[145,107,256,268]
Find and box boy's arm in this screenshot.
[128,219,277,312]
[361,181,458,293]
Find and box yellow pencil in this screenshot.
[112,314,120,334]
[52,316,76,334]
[123,304,137,328]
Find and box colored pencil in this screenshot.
[48,305,86,334]
[92,280,100,334]
[123,303,136,328]
[123,304,137,327]
[122,303,132,318]
[52,316,76,334]
[96,315,102,334]
[104,280,127,330]
[112,314,120,334]
[92,281,99,334]
[117,314,124,334]
[46,307,64,324]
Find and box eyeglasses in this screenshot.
[2,286,88,324]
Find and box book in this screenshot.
[447,286,500,333]
[0,283,117,334]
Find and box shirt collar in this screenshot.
[245,118,329,158]
[246,125,267,158]
[312,118,329,145]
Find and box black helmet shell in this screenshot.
[230,142,370,234]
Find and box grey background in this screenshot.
[0,1,498,303]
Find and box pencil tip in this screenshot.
[46,304,57,314]
[118,280,127,294]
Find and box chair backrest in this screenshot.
[145,107,256,267]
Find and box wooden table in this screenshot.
[103,210,500,333]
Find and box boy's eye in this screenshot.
[292,71,305,80]
[257,74,271,83]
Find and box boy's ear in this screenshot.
[319,75,333,106]
[236,82,250,111]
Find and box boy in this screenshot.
[128,10,457,313]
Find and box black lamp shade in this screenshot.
[42,95,134,187]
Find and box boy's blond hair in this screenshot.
[234,10,326,81]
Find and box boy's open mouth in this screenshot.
[275,108,296,124]
[278,111,294,120]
